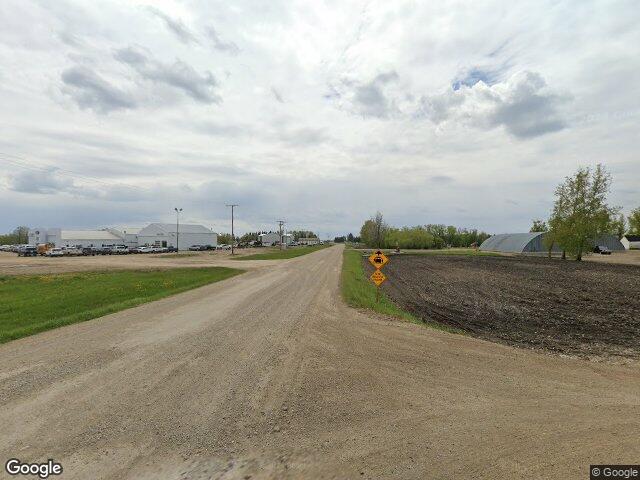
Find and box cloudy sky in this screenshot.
[1,0,638,237]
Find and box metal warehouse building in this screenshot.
[29,223,217,250]
[136,223,217,250]
[28,228,124,248]
[480,232,625,253]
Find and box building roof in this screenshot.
[150,223,214,234]
[118,227,142,234]
[479,232,542,253]
[61,230,122,240]
[624,234,640,242]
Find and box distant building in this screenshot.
[28,228,124,248]
[137,223,217,250]
[298,237,320,246]
[480,232,625,254]
[107,227,142,248]
[621,235,640,250]
[258,232,280,246]
[29,223,217,250]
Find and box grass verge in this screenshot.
[234,244,331,260]
[0,267,244,343]
[340,249,462,333]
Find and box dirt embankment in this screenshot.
[377,254,640,360]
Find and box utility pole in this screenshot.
[174,207,182,251]
[226,204,238,255]
[277,220,285,250]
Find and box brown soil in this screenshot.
[376,254,640,360]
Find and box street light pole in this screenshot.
[174,207,182,251]
[226,204,238,255]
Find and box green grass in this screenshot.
[340,249,462,334]
[233,244,331,260]
[0,267,244,343]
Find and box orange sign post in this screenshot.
[368,250,389,302]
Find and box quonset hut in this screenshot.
[479,232,624,254]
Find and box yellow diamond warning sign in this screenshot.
[370,269,387,286]
[368,250,389,269]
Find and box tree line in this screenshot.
[531,164,640,260]
[334,233,361,243]
[0,226,29,245]
[358,212,490,249]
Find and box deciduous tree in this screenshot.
[629,207,640,234]
[547,164,617,261]
[530,219,547,232]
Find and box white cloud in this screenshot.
[420,71,569,139]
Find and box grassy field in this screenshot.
[0,267,244,343]
[234,244,330,260]
[340,249,462,333]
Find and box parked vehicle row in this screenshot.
[9,243,213,257]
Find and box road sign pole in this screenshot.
[369,250,389,295]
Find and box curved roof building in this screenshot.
[480,232,624,253]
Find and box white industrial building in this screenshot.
[28,228,124,248]
[136,223,217,250]
[258,232,280,246]
[621,235,640,250]
[298,237,320,246]
[258,232,293,246]
[108,227,142,248]
[28,223,217,251]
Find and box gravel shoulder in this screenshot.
[0,245,638,479]
[0,250,276,276]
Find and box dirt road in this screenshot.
[1,245,638,479]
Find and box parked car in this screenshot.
[136,246,154,254]
[0,245,12,252]
[167,246,178,253]
[45,248,64,257]
[593,245,612,255]
[81,247,97,256]
[216,244,231,250]
[17,245,37,257]
[189,245,206,251]
[110,245,130,255]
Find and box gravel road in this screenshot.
[1,245,638,479]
